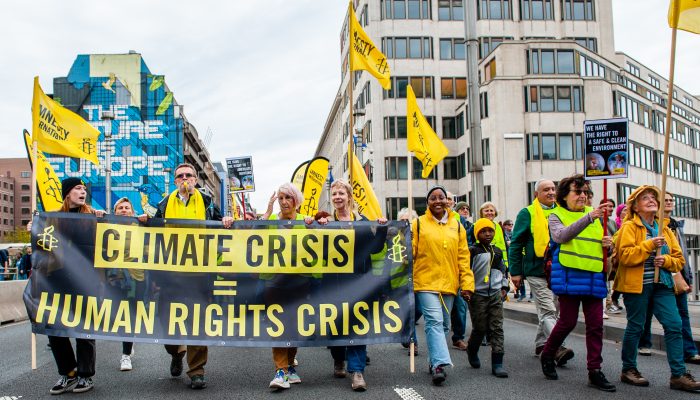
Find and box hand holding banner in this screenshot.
[31,77,100,165]
[406,85,448,178]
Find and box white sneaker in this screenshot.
[603,312,609,319]
[638,347,652,356]
[120,354,132,371]
[269,369,290,389]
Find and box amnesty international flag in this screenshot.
[300,157,329,217]
[406,85,448,178]
[669,0,700,34]
[23,130,63,211]
[350,153,382,220]
[31,77,100,165]
[291,160,310,192]
[348,2,391,90]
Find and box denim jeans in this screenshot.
[416,292,454,369]
[639,291,698,358]
[410,293,423,346]
[622,283,685,377]
[450,294,468,342]
[330,345,367,373]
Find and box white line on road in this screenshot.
[394,387,424,400]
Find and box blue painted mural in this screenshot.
[47,54,183,215]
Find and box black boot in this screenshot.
[467,340,481,369]
[541,356,558,380]
[588,369,616,392]
[491,353,508,378]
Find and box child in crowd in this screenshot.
[466,218,509,378]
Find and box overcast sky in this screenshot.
[0,0,697,212]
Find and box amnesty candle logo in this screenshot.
[387,234,406,264]
[31,77,100,165]
[37,226,59,252]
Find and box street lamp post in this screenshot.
[100,110,115,213]
[163,168,171,194]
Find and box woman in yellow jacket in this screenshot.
[614,185,700,392]
[412,185,474,386]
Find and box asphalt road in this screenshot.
[2,318,698,399]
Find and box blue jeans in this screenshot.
[416,292,454,369]
[330,345,367,373]
[622,283,685,377]
[639,292,698,358]
[450,294,468,342]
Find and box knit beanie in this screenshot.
[61,177,85,199]
[473,218,495,237]
[426,185,447,201]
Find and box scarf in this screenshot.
[640,217,672,289]
[165,189,206,220]
[531,198,552,257]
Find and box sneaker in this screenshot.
[190,374,206,390]
[351,372,367,391]
[334,360,347,378]
[269,369,290,390]
[287,366,301,384]
[588,369,616,392]
[620,368,649,387]
[431,365,447,386]
[607,305,622,314]
[638,347,652,356]
[670,372,700,392]
[452,340,467,350]
[293,357,299,366]
[541,357,558,380]
[612,301,623,311]
[516,297,524,302]
[120,354,132,371]
[170,352,184,377]
[554,346,575,367]
[49,375,78,395]
[603,312,610,319]
[686,355,700,365]
[72,377,94,393]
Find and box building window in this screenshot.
[527,133,583,161]
[442,112,465,139]
[521,0,553,20]
[21,196,30,203]
[625,62,640,77]
[478,0,511,20]
[385,157,408,180]
[21,207,31,215]
[613,91,651,129]
[480,92,489,118]
[438,0,464,20]
[479,37,512,58]
[524,85,583,112]
[628,141,657,172]
[412,156,438,179]
[443,153,466,179]
[384,115,434,138]
[382,37,433,59]
[567,37,597,52]
[441,77,467,99]
[384,76,433,99]
[440,38,466,60]
[648,75,661,89]
[527,49,575,74]
[21,184,30,191]
[561,0,595,21]
[578,53,606,78]
[482,138,491,165]
[20,171,31,178]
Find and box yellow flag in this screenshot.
[23,130,63,211]
[31,77,100,165]
[348,2,391,90]
[231,194,241,220]
[406,85,448,178]
[300,157,329,217]
[669,0,700,34]
[350,153,382,220]
[291,161,310,192]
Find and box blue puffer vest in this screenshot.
[549,242,607,299]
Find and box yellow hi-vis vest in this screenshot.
[551,206,604,272]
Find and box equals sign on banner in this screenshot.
[213,280,237,296]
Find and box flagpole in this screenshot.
[656,25,678,275]
[348,71,355,186]
[31,141,38,370]
[407,153,415,373]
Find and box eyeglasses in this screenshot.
[175,172,195,179]
[572,189,592,196]
[665,199,675,203]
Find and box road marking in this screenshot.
[0,396,23,400]
[394,387,424,400]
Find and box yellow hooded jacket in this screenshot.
[411,208,474,295]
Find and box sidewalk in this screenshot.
[503,295,700,351]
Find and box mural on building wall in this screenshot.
[46,54,182,215]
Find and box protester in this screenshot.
[316,179,387,391]
[152,163,233,390]
[46,177,106,394]
[502,219,513,246]
[412,185,474,385]
[468,202,508,269]
[451,200,472,351]
[0,248,8,281]
[638,192,700,365]
[108,197,148,372]
[608,205,628,314]
[614,185,700,392]
[466,218,509,378]
[538,175,615,391]
[509,179,574,364]
[265,182,313,390]
[397,207,421,353]
[18,247,32,280]
[599,199,617,235]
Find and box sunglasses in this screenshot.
[175,172,196,179]
[572,189,593,196]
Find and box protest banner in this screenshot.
[226,156,255,193]
[583,118,629,180]
[25,213,413,347]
